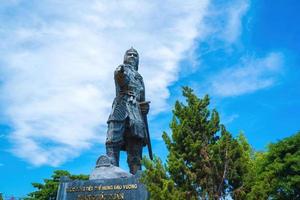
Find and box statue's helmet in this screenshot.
[124,47,139,70]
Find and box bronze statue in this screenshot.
[105,47,152,175]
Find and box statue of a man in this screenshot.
[105,47,151,174]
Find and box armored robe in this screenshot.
[105,62,147,173]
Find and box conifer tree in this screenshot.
[247,131,300,200]
[142,87,252,199]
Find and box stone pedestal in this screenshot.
[56,155,149,200]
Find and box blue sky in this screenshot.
[0,0,299,197]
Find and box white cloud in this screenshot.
[210,52,284,97]
[200,0,250,44]
[222,0,250,43]
[0,0,210,166]
[221,114,239,125]
[196,0,285,98]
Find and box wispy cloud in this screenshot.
[221,0,250,43]
[193,0,285,98]
[201,0,250,45]
[221,114,239,125]
[210,52,284,97]
[0,0,210,166]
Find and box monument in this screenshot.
[105,47,152,174]
[56,48,151,200]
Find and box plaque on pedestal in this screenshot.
[56,155,149,200]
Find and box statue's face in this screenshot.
[124,51,139,70]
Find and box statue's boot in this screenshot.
[126,139,143,175]
[128,154,142,175]
[129,162,141,175]
[106,144,120,166]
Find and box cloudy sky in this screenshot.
[0,0,299,197]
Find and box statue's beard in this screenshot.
[125,58,138,70]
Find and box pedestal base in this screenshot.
[56,155,149,200]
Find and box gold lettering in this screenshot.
[123,184,138,190]
[114,185,122,190]
[77,193,125,200]
[102,185,113,190]
[116,193,125,200]
[86,186,93,191]
[94,185,102,191]
[67,186,79,192]
[99,193,105,200]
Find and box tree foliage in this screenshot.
[247,131,300,199]
[23,87,300,199]
[25,170,88,200]
[142,87,252,199]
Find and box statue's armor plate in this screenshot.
[106,64,147,148]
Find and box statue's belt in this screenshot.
[119,90,136,97]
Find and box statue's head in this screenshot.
[124,47,139,70]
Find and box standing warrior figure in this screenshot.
[105,47,151,175]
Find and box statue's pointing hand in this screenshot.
[117,64,125,73]
[115,64,127,86]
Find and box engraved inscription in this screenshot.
[77,193,125,200]
[67,184,138,193]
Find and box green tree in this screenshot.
[25,170,88,200]
[142,87,252,200]
[0,193,3,200]
[247,132,300,200]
